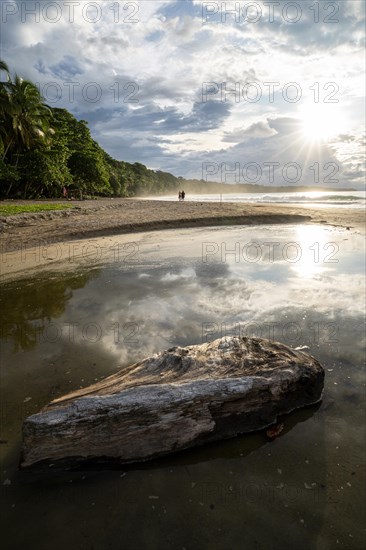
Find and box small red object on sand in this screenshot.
[266,423,284,439]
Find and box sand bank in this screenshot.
[0,199,364,281]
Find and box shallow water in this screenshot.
[0,225,365,550]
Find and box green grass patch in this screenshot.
[0,203,75,216]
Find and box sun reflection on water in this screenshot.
[290,226,336,279]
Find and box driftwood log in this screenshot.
[21,337,324,468]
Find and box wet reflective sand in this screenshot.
[1,225,365,550]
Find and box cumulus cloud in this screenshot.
[1,0,365,186]
[223,121,278,142]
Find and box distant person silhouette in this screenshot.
[178,191,182,201]
[181,190,185,200]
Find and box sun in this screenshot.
[300,103,345,143]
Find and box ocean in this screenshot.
[151,190,366,208]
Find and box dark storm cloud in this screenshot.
[50,55,84,78]
[85,99,231,135]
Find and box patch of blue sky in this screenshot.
[146,30,165,42]
[158,0,198,20]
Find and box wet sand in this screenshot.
[0,198,364,281]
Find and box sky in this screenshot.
[1,0,365,187]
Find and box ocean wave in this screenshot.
[252,194,364,203]
[149,191,366,208]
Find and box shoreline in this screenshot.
[1,199,364,282]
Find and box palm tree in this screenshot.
[0,59,10,82]
[0,60,12,157]
[5,76,53,161]
[0,59,54,197]
[0,60,53,163]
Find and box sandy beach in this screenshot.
[0,198,364,281]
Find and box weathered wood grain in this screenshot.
[21,337,324,468]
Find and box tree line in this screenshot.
[1,60,348,200]
[0,60,180,199]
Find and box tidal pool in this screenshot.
[0,225,365,550]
